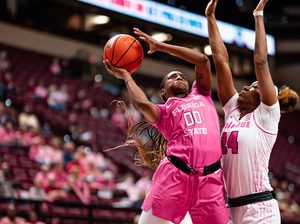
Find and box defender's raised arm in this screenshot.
[206,0,237,106]
[253,0,277,106]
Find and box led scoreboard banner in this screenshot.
[78,0,275,55]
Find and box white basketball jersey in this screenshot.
[221,93,280,199]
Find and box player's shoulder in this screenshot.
[190,81,211,97]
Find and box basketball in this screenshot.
[103,34,144,73]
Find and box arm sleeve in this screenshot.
[146,104,168,140]
[146,104,164,126]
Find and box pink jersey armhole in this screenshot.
[229,107,239,116]
[191,81,211,96]
[145,104,163,126]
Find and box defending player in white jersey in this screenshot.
[206,0,299,223]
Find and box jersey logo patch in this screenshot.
[166,102,174,109]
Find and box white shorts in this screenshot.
[229,199,280,224]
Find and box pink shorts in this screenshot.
[142,157,229,224]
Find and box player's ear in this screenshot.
[161,89,166,98]
[160,87,168,102]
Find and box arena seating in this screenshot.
[0,42,144,177]
[1,42,300,223]
[0,43,145,223]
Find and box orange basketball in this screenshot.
[103,34,143,73]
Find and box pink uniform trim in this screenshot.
[253,112,277,136]
[233,115,239,123]
[229,107,240,116]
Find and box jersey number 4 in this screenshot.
[221,131,238,154]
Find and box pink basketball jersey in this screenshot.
[150,81,222,168]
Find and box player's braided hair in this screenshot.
[277,86,299,113]
[125,119,167,170]
[108,78,168,170]
[108,101,167,170]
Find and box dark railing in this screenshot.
[0,197,140,224]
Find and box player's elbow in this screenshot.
[201,54,209,62]
[212,52,229,64]
[212,54,229,67]
[198,54,210,65]
[195,54,211,69]
[254,57,268,67]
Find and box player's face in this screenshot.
[161,71,189,100]
[238,81,260,108]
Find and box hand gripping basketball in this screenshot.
[103,34,143,73]
[103,59,129,80]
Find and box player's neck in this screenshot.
[170,93,188,99]
[239,107,257,120]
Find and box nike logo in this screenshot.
[166,102,174,109]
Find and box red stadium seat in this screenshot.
[0,203,9,211]
[61,219,77,224]
[50,206,67,216]
[68,194,81,203]
[12,173,29,182]
[28,169,40,178]
[16,204,33,213]
[92,209,114,219]
[90,195,100,204]
[67,208,88,217]
[113,210,128,220]
[21,182,34,190]
[12,167,27,175]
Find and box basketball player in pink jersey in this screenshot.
[206,0,299,223]
[104,27,229,223]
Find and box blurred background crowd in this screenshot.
[0,0,300,223]
[0,48,154,224]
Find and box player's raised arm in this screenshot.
[205,0,237,106]
[253,0,277,106]
[103,60,159,123]
[134,28,212,92]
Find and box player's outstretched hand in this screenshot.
[133,27,159,54]
[103,59,130,79]
[253,0,269,15]
[205,0,218,17]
